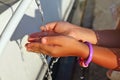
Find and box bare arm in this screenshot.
[77,43,119,70]
[26,33,120,70]
[40,21,120,47]
[27,21,120,70]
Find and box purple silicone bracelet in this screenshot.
[84,41,93,67]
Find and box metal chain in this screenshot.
[49,57,60,75]
[44,57,60,80]
[49,57,59,69]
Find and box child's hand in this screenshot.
[40,21,97,44]
[25,34,83,57]
[28,31,60,42]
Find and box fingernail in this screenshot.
[41,38,47,44]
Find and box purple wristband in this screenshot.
[84,41,93,66]
[78,41,93,67]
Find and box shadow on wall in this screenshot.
[10,0,62,41]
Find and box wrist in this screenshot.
[76,42,90,59]
[91,30,98,44]
[78,27,97,44]
[78,42,94,67]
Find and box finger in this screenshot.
[28,37,42,42]
[40,22,58,31]
[29,32,47,38]
[45,22,58,31]
[28,32,48,42]
[40,26,47,31]
[41,36,66,45]
[25,43,43,53]
[28,32,41,42]
[25,42,57,55]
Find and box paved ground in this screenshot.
[72,0,120,80]
[90,0,120,80]
[93,0,120,30]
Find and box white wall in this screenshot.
[0,0,74,80]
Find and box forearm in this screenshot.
[95,30,120,48]
[78,43,119,70]
[92,46,118,70]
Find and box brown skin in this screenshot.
[40,21,97,44]
[25,21,119,70]
[26,35,87,57]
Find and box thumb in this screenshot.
[41,36,63,45]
